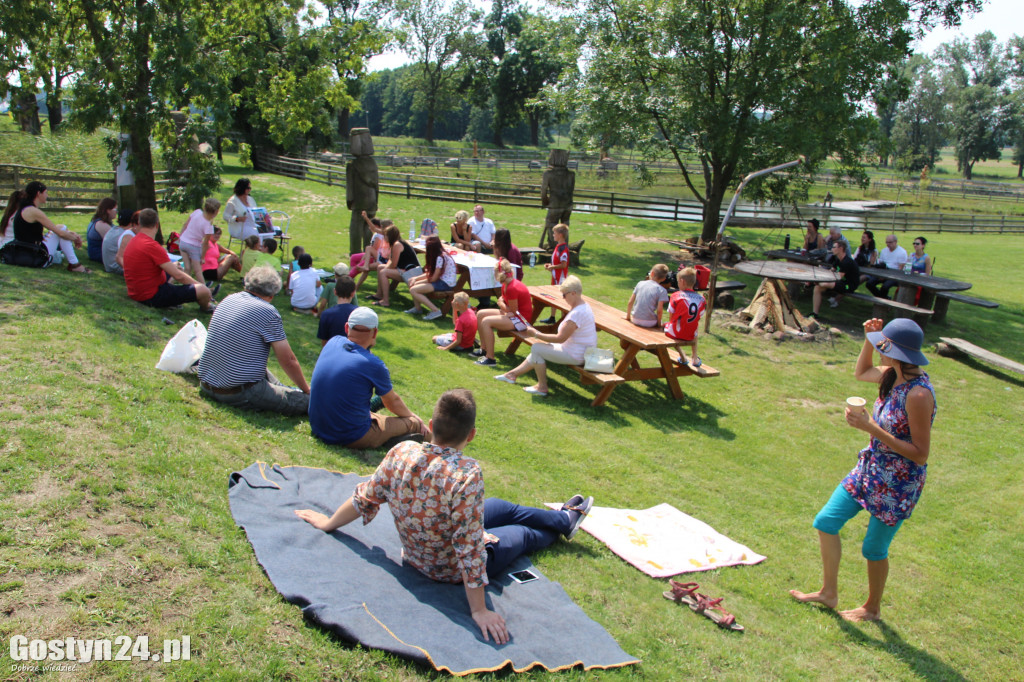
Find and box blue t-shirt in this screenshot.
[309,339,393,445]
[317,302,358,342]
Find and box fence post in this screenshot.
[610,193,615,214]
[1001,215,1005,233]
[674,199,679,222]
[327,169,332,187]
[971,215,975,234]
[474,182,479,203]
[406,175,411,199]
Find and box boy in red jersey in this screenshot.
[538,224,570,324]
[664,267,706,368]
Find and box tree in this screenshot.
[891,56,947,173]
[394,0,478,144]
[561,0,984,243]
[936,32,1010,179]
[872,61,912,168]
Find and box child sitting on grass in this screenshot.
[290,245,306,275]
[665,267,707,368]
[289,253,323,315]
[317,274,358,345]
[626,263,670,328]
[201,226,241,292]
[433,292,478,353]
[240,236,281,276]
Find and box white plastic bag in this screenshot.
[156,319,207,373]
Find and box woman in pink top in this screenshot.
[473,259,532,366]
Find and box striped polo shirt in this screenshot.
[197,291,286,388]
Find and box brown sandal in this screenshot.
[691,592,744,632]
[68,263,92,273]
[662,580,700,608]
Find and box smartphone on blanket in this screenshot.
[509,569,539,584]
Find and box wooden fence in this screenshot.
[0,164,179,212]
[255,150,1024,235]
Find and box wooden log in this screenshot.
[938,337,1024,376]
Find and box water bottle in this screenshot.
[784,234,791,250]
[529,252,537,267]
[409,220,416,241]
[903,261,912,274]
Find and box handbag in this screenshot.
[583,347,614,373]
[0,240,51,268]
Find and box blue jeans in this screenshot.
[483,498,571,576]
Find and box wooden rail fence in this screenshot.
[0,164,180,212]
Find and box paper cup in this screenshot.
[846,396,866,409]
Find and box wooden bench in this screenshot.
[932,292,999,324]
[937,337,1024,376]
[846,292,934,325]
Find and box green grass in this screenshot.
[1,162,1022,680]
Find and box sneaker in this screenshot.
[523,386,548,396]
[828,297,839,308]
[200,302,217,314]
[538,316,556,325]
[404,307,421,314]
[494,374,516,384]
[470,348,485,357]
[475,357,496,366]
[562,495,593,540]
[206,281,221,297]
[423,309,443,321]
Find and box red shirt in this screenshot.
[502,278,533,321]
[454,308,478,349]
[123,232,170,301]
[665,290,707,342]
[551,243,569,285]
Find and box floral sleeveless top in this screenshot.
[842,373,936,526]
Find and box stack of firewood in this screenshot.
[738,279,818,334]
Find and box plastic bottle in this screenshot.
[903,260,912,274]
[529,251,537,267]
[409,220,416,241]
[784,234,790,250]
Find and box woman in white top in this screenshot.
[406,236,456,320]
[494,275,597,397]
[223,178,273,241]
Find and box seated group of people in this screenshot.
[803,220,933,318]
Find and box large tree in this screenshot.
[891,55,947,173]
[936,31,1010,179]
[562,0,981,242]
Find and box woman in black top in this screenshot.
[13,181,90,272]
[372,224,421,307]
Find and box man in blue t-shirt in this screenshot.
[309,307,429,449]
[317,275,358,346]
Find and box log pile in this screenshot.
[678,236,746,263]
[738,279,819,334]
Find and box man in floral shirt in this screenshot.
[296,389,592,645]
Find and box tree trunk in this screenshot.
[215,136,222,162]
[493,126,504,148]
[964,161,973,180]
[529,111,540,147]
[338,108,350,139]
[16,93,41,135]
[1017,161,1022,179]
[425,110,435,144]
[701,188,725,244]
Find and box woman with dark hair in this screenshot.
[853,230,878,283]
[804,218,825,255]
[493,228,523,281]
[12,181,90,272]
[372,225,421,307]
[223,178,273,241]
[791,317,936,622]
[1,190,23,248]
[406,236,457,320]
[909,236,932,275]
[86,197,118,262]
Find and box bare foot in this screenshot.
[839,606,880,622]
[789,589,838,609]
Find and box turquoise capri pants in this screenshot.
[813,484,904,561]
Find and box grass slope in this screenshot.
[1,164,1022,680]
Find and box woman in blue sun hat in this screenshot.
[791,317,936,622]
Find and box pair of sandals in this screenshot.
[662,580,744,632]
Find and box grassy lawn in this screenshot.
[1,163,1022,680]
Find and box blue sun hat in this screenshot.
[866,318,928,366]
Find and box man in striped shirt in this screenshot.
[197,265,310,415]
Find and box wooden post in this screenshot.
[610,193,615,214]
[406,175,411,199]
[971,215,975,234]
[937,213,942,233]
[674,199,679,222]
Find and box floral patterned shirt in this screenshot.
[352,441,491,588]
[842,373,937,526]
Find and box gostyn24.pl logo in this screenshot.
[9,635,190,664]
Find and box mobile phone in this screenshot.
[508,312,529,331]
[509,569,539,584]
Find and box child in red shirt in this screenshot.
[545,223,570,285]
[433,292,478,353]
[664,267,707,368]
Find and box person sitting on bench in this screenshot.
[296,389,593,645]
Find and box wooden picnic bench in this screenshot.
[932,292,999,324]
[937,337,1024,376]
[845,292,934,324]
[502,285,719,406]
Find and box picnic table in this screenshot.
[764,248,825,266]
[502,285,719,407]
[732,260,838,332]
[410,240,502,308]
[858,266,971,308]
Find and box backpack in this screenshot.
[0,240,51,268]
[165,231,180,254]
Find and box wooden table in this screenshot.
[764,249,825,266]
[503,285,719,407]
[410,241,501,302]
[858,266,971,311]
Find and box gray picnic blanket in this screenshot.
[228,462,640,675]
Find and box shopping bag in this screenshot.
[583,347,615,373]
[155,319,207,373]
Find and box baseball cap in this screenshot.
[347,306,379,330]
